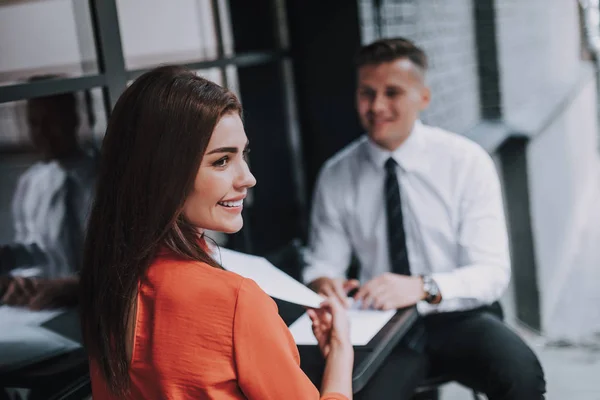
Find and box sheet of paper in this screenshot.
[0,324,81,373]
[0,305,64,327]
[215,247,325,309]
[288,309,396,346]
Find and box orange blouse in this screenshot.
[89,253,348,400]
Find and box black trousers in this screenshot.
[355,304,546,400]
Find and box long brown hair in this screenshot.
[79,65,241,395]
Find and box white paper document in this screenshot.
[288,309,396,346]
[216,247,326,309]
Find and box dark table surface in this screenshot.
[1,301,417,395]
[275,299,417,393]
[0,310,88,397]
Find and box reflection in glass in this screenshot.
[0,86,106,149]
[0,0,98,86]
[0,81,105,310]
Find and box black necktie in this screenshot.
[385,158,411,276]
[384,158,426,352]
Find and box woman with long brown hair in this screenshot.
[79,65,353,399]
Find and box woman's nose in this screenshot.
[236,161,256,189]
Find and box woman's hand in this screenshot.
[307,295,351,358]
[309,296,354,398]
[308,277,359,308]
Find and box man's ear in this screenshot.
[420,86,431,110]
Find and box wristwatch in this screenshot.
[420,275,440,304]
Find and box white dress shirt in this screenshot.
[303,121,511,315]
[10,152,96,278]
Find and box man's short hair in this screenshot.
[355,37,428,72]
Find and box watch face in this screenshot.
[423,276,438,303]
[429,282,439,296]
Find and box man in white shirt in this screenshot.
[304,38,545,399]
[0,82,96,309]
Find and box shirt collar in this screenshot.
[364,120,426,172]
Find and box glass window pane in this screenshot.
[0,0,98,86]
[0,86,105,281]
[195,68,223,87]
[225,65,241,99]
[0,87,107,150]
[117,0,221,70]
[194,68,241,102]
[217,0,235,56]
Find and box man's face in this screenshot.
[356,58,430,151]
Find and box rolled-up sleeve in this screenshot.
[432,150,511,305]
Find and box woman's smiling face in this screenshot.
[182,113,256,234]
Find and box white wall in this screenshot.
[494,0,600,339]
[527,73,600,339]
[496,0,581,125]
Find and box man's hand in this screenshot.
[1,277,79,309]
[309,277,360,307]
[353,273,425,310]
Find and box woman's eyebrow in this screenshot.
[207,141,249,155]
[206,147,238,155]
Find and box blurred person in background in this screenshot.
[304,38,546,399]
[0,75,97,309]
